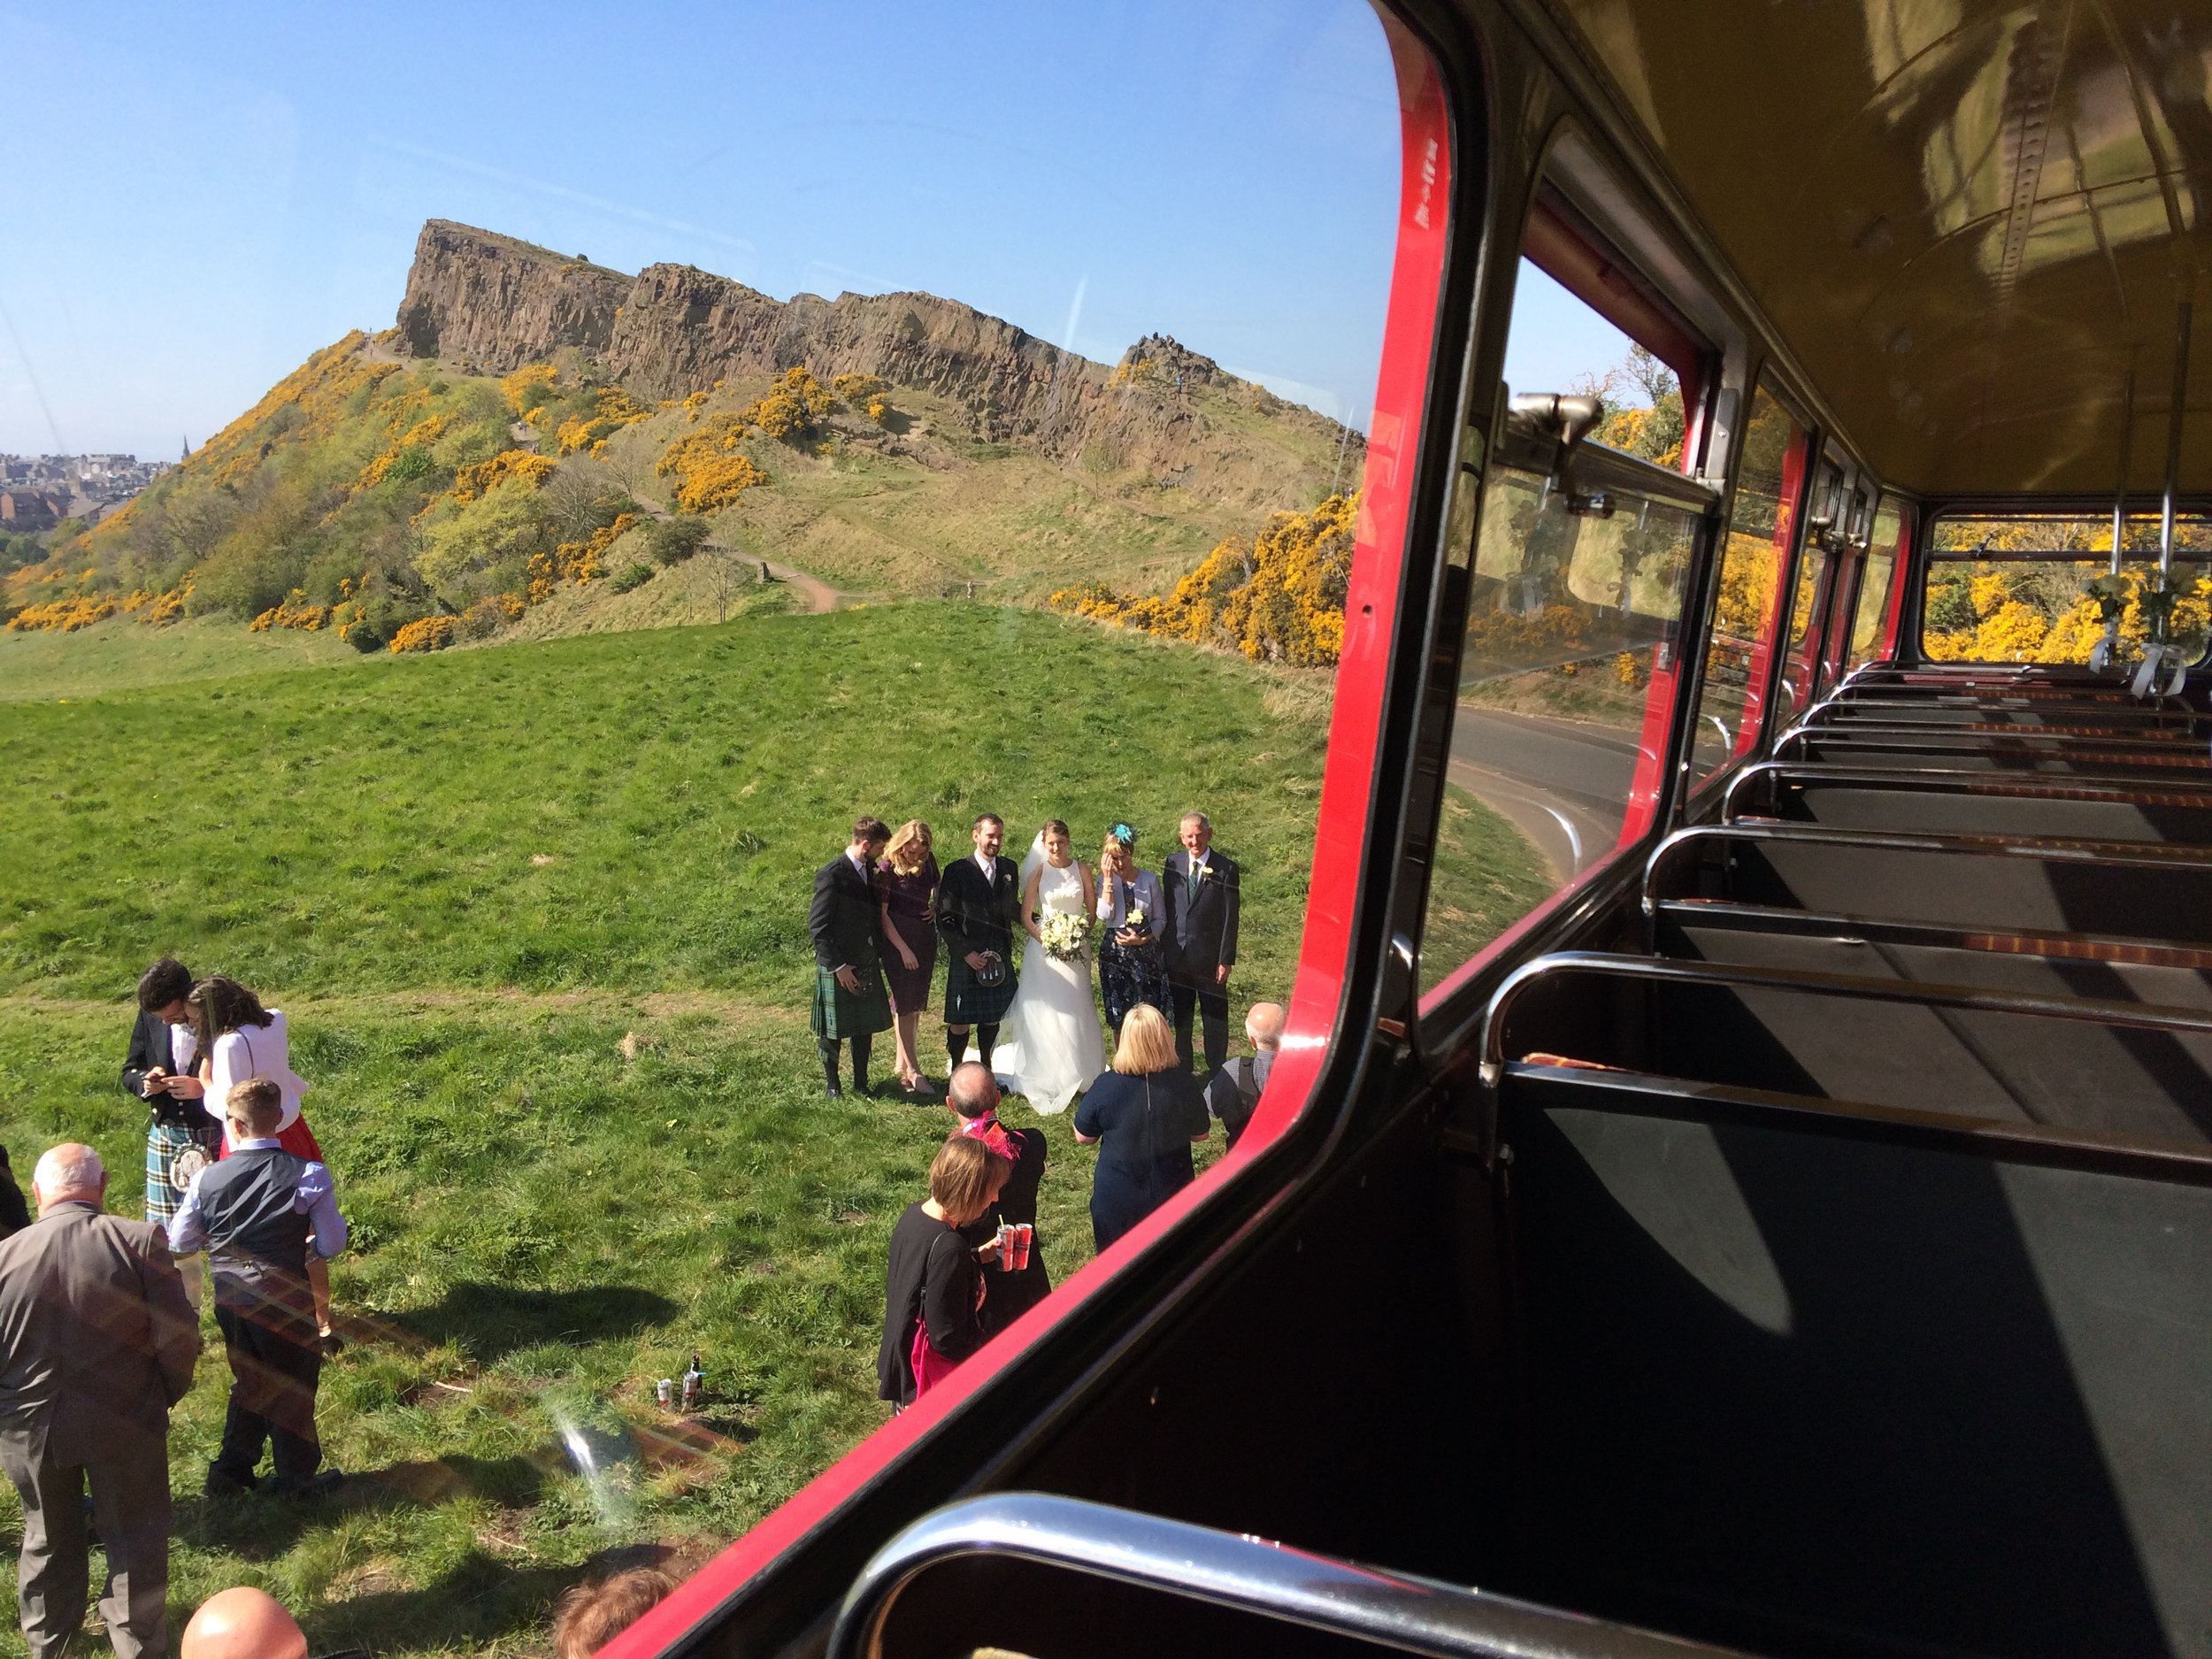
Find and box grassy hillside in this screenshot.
[0,602,1548,1654]
[0,604,1332,1002]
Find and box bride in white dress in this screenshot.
[990,821,1107,1113]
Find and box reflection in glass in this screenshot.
[1848,501,1905,669]
[1687,381,1805,788]
[1419,457,1697,998]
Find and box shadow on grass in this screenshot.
[178,1452,556,1560]
[385,1281,680,1362]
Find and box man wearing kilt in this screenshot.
[121,959,218,1309]
[811,818,894,1098]
[936,813,1022,1076]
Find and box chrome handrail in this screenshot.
[828,1492,1752,1659]
[1639,820,2212,921]
[1717,760,2212,826]
[1476,949,2212,1087]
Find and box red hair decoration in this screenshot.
[959,1116,1016,1160]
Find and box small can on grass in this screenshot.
[657,1379,673,1406]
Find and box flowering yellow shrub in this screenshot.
[1052,492,1358,666]
[554,388,653,456]
[389,615,457,653]
[250,589,334,633]
[1108,357,1161,390]
[745,368,833,441]
[5,595,117,633]
[531,511,640,599]
[1924,563,2212,664]
[503,363,558,416]
[450,450,557,505]
[354,414,456,492]
[139,588,187,626]
[657,417,772,513]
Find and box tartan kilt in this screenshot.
[945,949,1018,1025]
[812,963,891,1040]
[146,1118,219,1230]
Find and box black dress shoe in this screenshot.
[204,1466,259,1499]
[826,1081,844,1099]
[265,1469,343,1501]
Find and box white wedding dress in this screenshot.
[988,852,1108,1114]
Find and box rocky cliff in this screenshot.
[390,220,1361,505]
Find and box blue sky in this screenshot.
[0,0,1415,458]
[0,1,1639,462]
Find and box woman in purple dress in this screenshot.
[878,819,941,1098]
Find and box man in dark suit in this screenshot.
[0,1143,200,1659]
[936,813,1022,1076]
[1162,810,1240,1073]
[124,957,213,1304]
[810,817,894,1097]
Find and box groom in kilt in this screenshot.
[810,818,894,1097]
[937,813,1021,1075]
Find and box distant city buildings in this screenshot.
[0,452,169,534]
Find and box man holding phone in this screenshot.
[122,960,215,1309]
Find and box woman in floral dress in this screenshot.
[1094,825,1171,1035]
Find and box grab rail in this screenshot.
[1717,761,2212,825]
[1476,949,2212,1091]
[827,1492,1753,1659]
[1640,820,2212,925]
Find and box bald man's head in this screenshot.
[1244,1002,1285,1050]
[31,1144,104,1217]
[180,1587,306,1659]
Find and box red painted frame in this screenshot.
[607,21,1456,1656]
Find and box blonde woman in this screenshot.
[877,819,941,1097]
[1072,1003,1210,1250]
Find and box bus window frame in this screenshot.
[1678,367,1817,804]
[1407,132,1734,1031]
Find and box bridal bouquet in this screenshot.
[1036,910,1091,962]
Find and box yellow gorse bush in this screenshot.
[389,615,458,653]
[657,416,772,514]
[554,388,653,457]
[6,595,119,634]
[532,511,639,601]
[249,589,334,633]
[450,450,557,505]
[1924,563,2212,664]
[1051,492,1359,667]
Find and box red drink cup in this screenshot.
[1014,1223,1033,1271]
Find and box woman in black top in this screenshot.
[878,1135,1012,1407]
[945,1061,1052,1335]
[1073,1004,1211,1252]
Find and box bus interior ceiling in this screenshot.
[656,4,2212,1658]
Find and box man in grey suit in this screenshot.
[0,1144,200,1659]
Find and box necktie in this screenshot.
[1187,862,1199,897]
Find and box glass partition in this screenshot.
[1417,255,1705,1000]
[1847,499,1905,670]
[1686,379,1806,788]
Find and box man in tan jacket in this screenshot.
[0,1144,200,1659]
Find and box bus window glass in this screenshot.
[1921,515,2212,664]
[1848,500,1905,668]
[1686,380,1805,787]
[0,0,1413,1623]
[1419,260,1700,1002]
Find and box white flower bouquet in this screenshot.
[1036,910,1091,962]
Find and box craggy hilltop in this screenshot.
[2,219,1363,656]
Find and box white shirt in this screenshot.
[1182,847,1211,884]
[976,850,997,880]
[846,848,870,879]
[169,1022,198,1073]
[199,1011,309,1144]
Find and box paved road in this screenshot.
[1447,705,1640,884]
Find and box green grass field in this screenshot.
[0,601,1544,1655]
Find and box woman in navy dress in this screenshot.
[1072,1003,1211,1252]
[878,819,941,1097]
